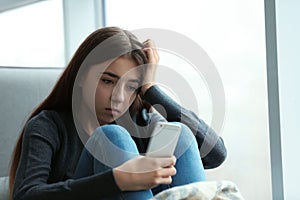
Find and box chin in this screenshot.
[98,118,113,126]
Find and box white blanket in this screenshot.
[152,180,245,200]
[0,177,244,200]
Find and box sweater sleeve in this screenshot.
[13,112,121,200]
[142,85,227,169]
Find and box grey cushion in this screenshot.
[0,67,62,177]
[0,176,9,200]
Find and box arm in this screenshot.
[143,85,227,169]
[13,111,177,200]
[141,40,226,169]
[13,112,120,200]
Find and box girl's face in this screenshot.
[81,56,141,125]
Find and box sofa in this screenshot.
[0,66,63,199]
[0,66,244,200]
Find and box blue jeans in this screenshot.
[74,123,206,200]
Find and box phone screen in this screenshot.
[146,122,181,157]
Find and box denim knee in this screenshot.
[91,124,138,151]
[85,124,139,168]
[170,122,198,158]
[94,124,129,139]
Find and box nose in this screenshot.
[111,85,125,103]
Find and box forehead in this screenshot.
[85,56,142,82]
[106,56,139,75]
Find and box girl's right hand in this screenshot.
[112,156,176,191]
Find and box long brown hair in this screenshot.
[9,26,148,198]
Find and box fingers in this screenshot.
[153,176,173,186]
[140,39,159,94]
[156,156,176,168]
[157,166,177,177]
[151,166,177,186]
[143,39,159,64]
[113,156,177,191]
[144,156,176,170]
[143,48,157,64]
[143,39,156,49]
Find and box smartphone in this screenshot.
[146,122,181,157]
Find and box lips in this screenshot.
[105,108,121,114]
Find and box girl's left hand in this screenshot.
[141,39,159,95]
[113,155,176,191]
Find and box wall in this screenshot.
[276,0,300,199]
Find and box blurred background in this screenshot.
[0,0,299,199]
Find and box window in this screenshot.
[0,0,65,67]
[105,0,271,199]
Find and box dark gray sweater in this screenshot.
[13,86,227,200]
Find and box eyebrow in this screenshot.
[102,71,120,79]
[101,71,141,84]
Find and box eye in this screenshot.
[125,82,138,92]
[127,85,138,91]
[101,79,114,85]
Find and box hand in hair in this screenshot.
[113,155,176,191]
[141,39,160,95]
